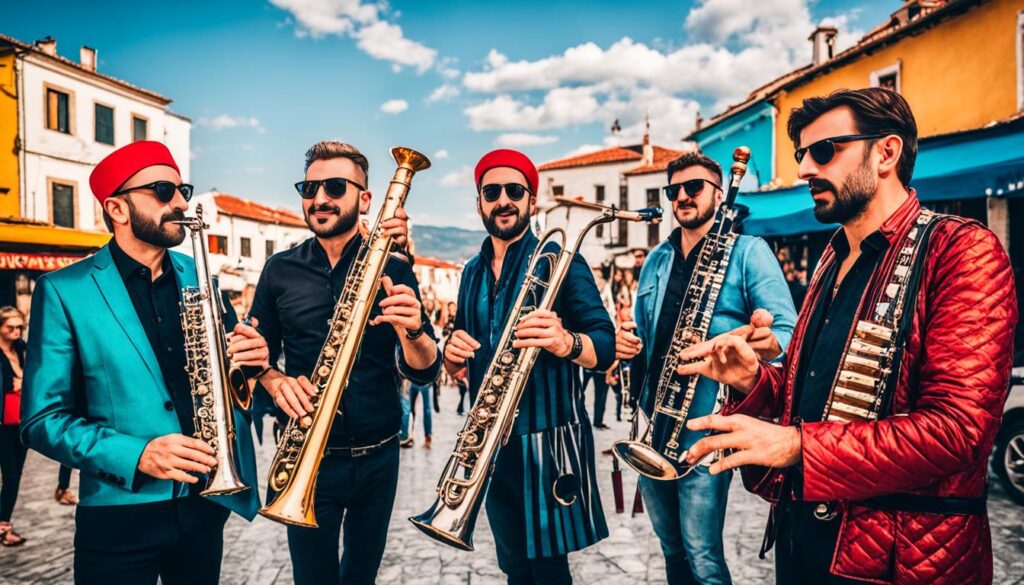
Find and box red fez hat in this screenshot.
[89,141,180,204]
[474,149,539,194]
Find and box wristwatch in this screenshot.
[566,331,584,360]
[405,322,426,340]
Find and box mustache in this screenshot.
[308,203,341,215]
[162,210,186,224]
[808,179,836,195]
[490,205,518,217]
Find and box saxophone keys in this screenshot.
[299,416,313,429]
[275,470,290,485]
[491,375,505,387]
[324,347,336,358]
[500,351,515,365]
[318,366,331,378]
[483,393,498,405]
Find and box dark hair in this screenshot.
[304,141,369,183]
[665,152,723,185]
[787,88,917,187]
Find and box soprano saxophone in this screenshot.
[259,147,430,527]
[410,201,662,551]
[177,204,251,496]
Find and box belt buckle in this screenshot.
[350,444,373,458]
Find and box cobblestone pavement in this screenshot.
[3,387,1023,584]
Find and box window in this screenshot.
[552,185,564,198]
[46,87,71,134]
[132,115,148,142]
[51,182,75,228]
[870,62,901,94]
[266,240,276,259]
[595,185,606,238]
[95,103,114,145]
[647,188,660,247]
[208,235,228,255]
[240,237,252,258]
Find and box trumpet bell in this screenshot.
[409,507,475,552]
[612,440,680,481]
[392,146,432,172]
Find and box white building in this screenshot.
[537,133,692,268]
[4,34,190,230]
[411,255,461,306]
[174,191,310,314]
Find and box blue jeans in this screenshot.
[401,383,432,440]
[640,466,732,585]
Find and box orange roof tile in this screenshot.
[0,34,171,105]
[212,193,306,228]
[415,255,460,270]
[538,147,642,171]
[624,147,691,176]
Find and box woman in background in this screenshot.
[0,306,28,546]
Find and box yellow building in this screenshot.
[772,0,1023,185]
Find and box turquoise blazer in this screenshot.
[21,244,260,519]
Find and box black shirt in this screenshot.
[250,235,440,447]
[781,228,889,580]
[794,230,889,423]
[109,240,194,438]
[644,229,704,411]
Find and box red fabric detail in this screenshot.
[474,149,539,193]
[89,141,180,203]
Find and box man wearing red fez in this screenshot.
[248,141,440,585]
[22,141,269,584]
[440,149,613,583]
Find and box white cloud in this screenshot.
[196,114,265,133]
[434,149,449,159]
[380,99,409,114]
[494,133,559,147]
[439,165,473,188]
[562,144,605,158]
[271,0,436,74]
[427,84,460,103]
[459,0,863,139]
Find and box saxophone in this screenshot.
[177,204,251,496]
[410,201,662,551]
[259,147,430,527]
[613,146,751,481]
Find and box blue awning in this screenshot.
[738,117,1024,237]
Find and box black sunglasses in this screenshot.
[663,178,721,202]
[294,177,366,200]
[480,183,531,203]
[794,133,887,166]
[112,181,194,203]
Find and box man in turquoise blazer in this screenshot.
[22,141,266,585]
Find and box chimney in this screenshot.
[80,46,97,72]
[35,36,57,56]
[809,26,838,66]
[642,113,654,166]
[694,112,704,132]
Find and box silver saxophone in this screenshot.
[176,204,251,496]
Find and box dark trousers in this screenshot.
[59,464,73,490]
[74,496,230,585]
[486,440,573,585]
[287,441,400,585]
[0,425,27,522]
[581,370,609,426]
[456,380,469,414]
[775,503,860,584]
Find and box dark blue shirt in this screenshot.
[250,234,440,447]
[455,230,615,435]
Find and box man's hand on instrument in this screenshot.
[371,275,422,335]
[263,373,317,419]
[513,309,573,358]
[138,434,219,484]
[380,207,410,248]
[226,317,270,368]
[443,330,479,374]
[684,413,801,475]
[727,308,783,361]
[674,331,760,393]
[616,320,642,360]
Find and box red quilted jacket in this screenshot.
[727,195,1018,584]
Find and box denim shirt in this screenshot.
[633,233,797,449]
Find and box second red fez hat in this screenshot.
[89,141,180,204]
[474,149,539,194]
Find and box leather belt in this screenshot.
[862,491,987,516]
[324,433,398,458]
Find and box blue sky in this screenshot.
[7,0,892,229]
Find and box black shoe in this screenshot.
[594,423,610,430]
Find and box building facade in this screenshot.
[0,33,190,319]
